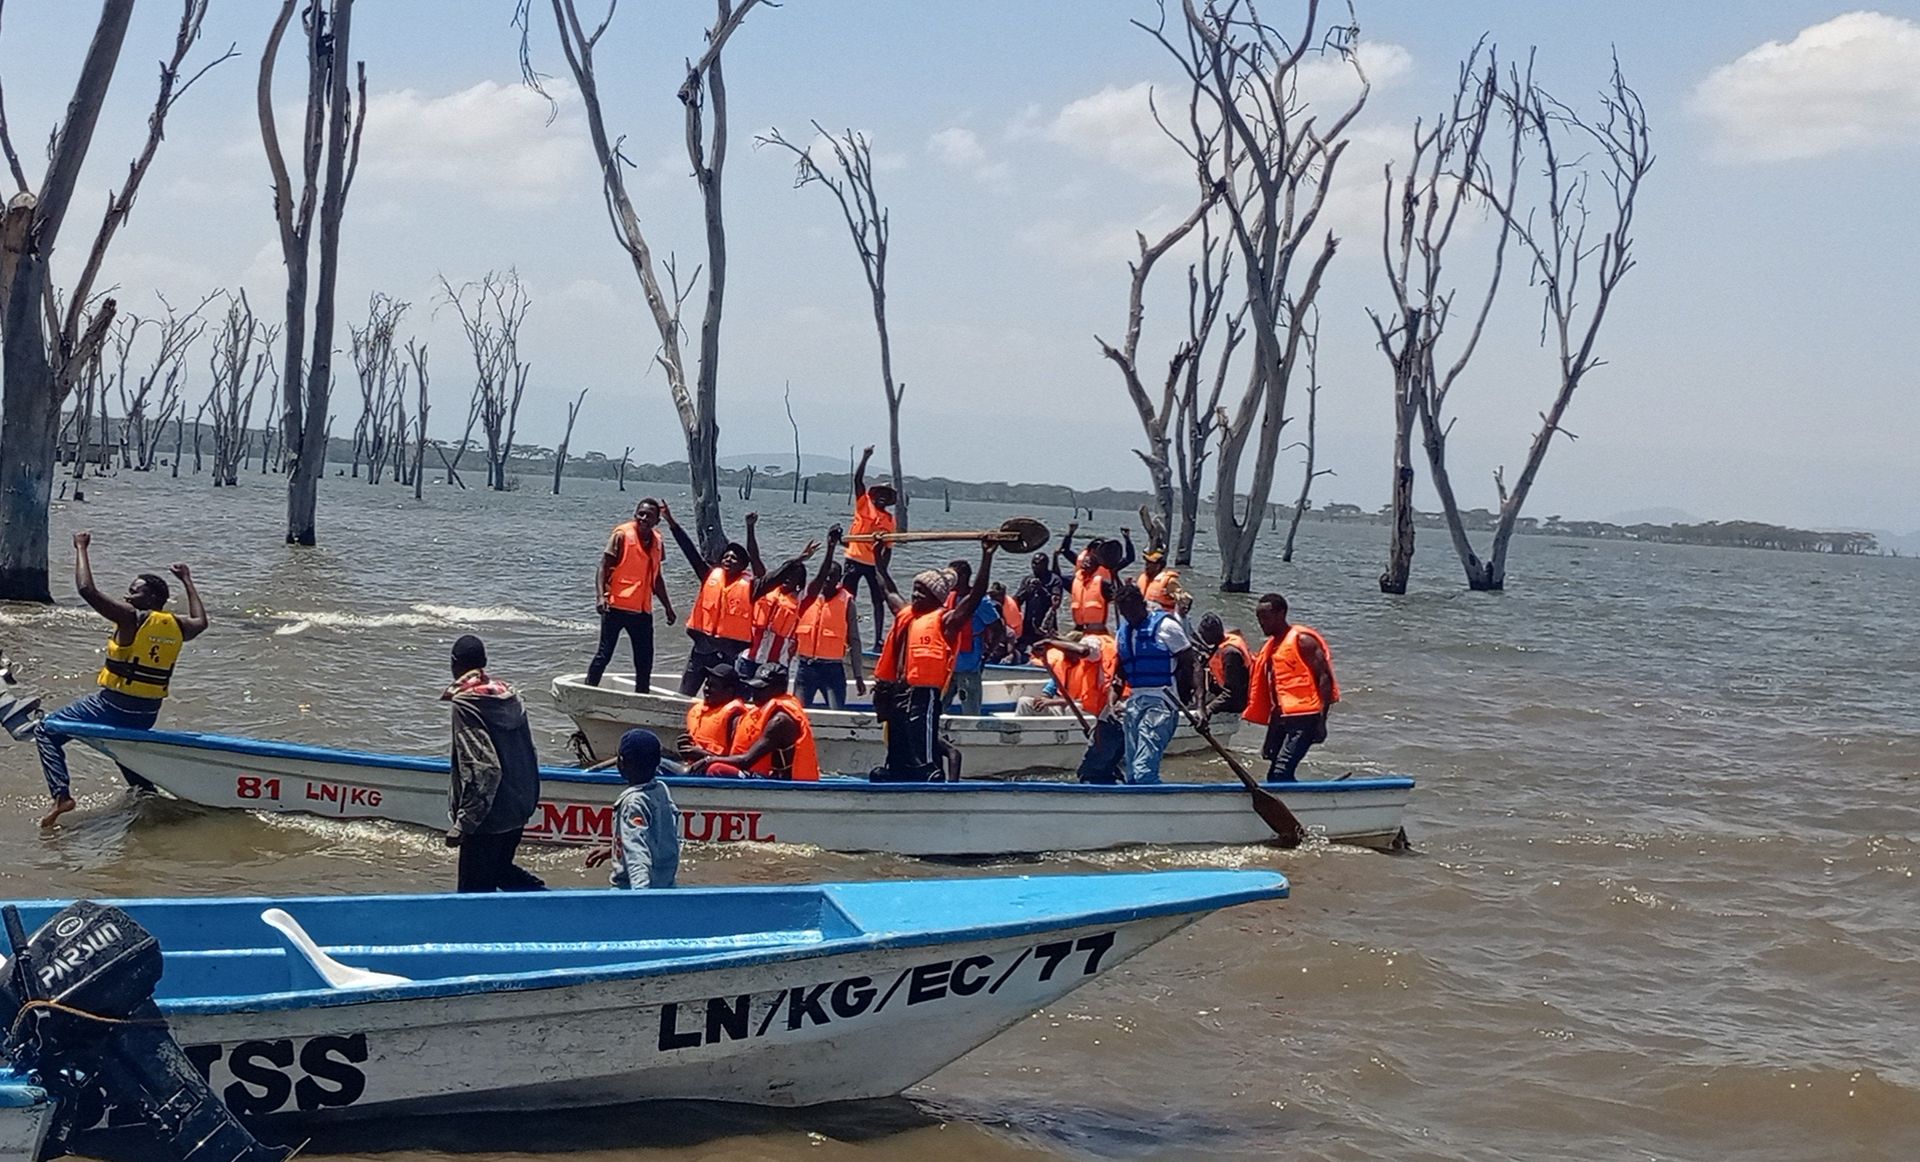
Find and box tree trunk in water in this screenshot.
[0,328,58,601]
[1380,462,1416,594]
[1174,472,1201,566]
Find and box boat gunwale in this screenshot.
[68,723,1414,794]
[3,874,1287,1015]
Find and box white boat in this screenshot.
[65,724,1414,854]
[550,673,1238,779]
[0,1072,50,1162]
[0,870,1286,1158]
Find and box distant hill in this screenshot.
[718,452,847,475]
[1871,529,1920,557]
[1608,506,1700,525]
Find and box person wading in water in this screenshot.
[35,532,208,828]
[1243,593,1339,782]
[663,503,764,694]
[444,634,545,892]
[869,540,996,782]
[842,445,897,645]
[587,497,676,691]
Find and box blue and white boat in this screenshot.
[0,871,1285,1154]
[65,724,1415,854]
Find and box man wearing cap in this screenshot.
[842,444,897,644]
[869,541,996,781]
[586,729,680,889]
[1012,549,1069,654]
[679,662,747,764]
[688,665,819,780]
[443,635,545,892]
[1134,548,1185,612]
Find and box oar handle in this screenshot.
[844,529,1003,544]
[1041,656,1093,739]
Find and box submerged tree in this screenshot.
[1280,309,1332,562]
[407,339,429,500]
[552,387,587,495]
[348,292,408,484]
[521,0,770,555]
[761,122,908,529]
[443,270,530,493]
[0,0,229,600]
[205,291,277,488]
[259,0,366,544]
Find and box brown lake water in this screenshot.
[2,470,1917,1161]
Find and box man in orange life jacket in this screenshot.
[662,503,764,694]
[678,663,747,764]
[1244,592,1339,783]
[841,444,896,645]
[36,532,209,827]
[587,497,677,691]
[741,538,821,678]
[942,555,1001,715]
[793,526,866,709]
[1056,523,1133,634]
[1134,548,1185,612]
[869,539,996,782]
[1026,632,1126,784]
[688,665,820,781]
[1194,612,1253,726]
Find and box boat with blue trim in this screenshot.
[0,871,1285,1154]
[63,724,1413,854]
[549,672,1239,778]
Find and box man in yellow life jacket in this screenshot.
[841,444,897,645]
[688,665,820,781]
[35,532,208,827]
[1243,592,1339,783]
[587,497,677,691]
[663,503,764,694]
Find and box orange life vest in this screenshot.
[1207,630,1252,687]
[1070,566,1113,630]
[795,590,852,660]
[741,693,820,780]
[1036,645,1115,717]
[845,492,895,566]
[1136,567,1178,610]
[999,594,1023,640]
[1244,624,1339,725]
[752,589,801,640]
[879,608,955,689]
[684,697,745,755]
[688,567,755,642]
[605,521,662,613]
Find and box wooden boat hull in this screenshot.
[2,873,1285,1132]
[66,725,1413,854]
[550,673,1236,778]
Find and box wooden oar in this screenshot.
[1174,702,1308,848]
[845,517,1051,554]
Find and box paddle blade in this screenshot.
[999,517,1051,554]
[1249,786,1307,848]
[1096,538,1125,569]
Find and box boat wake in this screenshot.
[273,603,593,636]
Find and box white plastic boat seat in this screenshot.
[262,908,412,991]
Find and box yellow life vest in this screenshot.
[98,611,183,700]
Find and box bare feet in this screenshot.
[39,796,75,828]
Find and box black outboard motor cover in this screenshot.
[3,902,292,1162]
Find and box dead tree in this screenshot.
[1281,309,1333,562]
[406,339,430,500]
[522,0,770,556]
[260,0,366,543]
[783,380,801,502]
[114,296,210,472]
[762,122,909,529]
[442,271,529,492]
[1368,42,1513,594]
[0,0,229,600]
[1418,55,1653,591]
[1170,218,1246,563]
[552,387,587,495]
[617,446,631,492]
[169,398,184,477]
[1146,0,1369,591]
[206,291,276,487]
[257,386,278,473]
[68,349,106,495]
[348,292,407,485]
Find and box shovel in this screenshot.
[845,517,1051,555]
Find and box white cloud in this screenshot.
[1047,82,1192,186]
[926,127,1010,189]
[356,80,594,205]
[1693,11,1920,162]
[1295,41,1412,110]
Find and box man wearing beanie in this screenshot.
[443,634,545,892]
[588,728,680,889]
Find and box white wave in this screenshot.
[271,603,591,637]
[0,605,100,628]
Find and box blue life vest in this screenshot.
[1117,610,1177,688]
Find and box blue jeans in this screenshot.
[797,658,847,710]
[36,689,162,801]
[1121,693,1179,785]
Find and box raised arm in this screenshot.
[942,541,996,635]
[754,541,819,601]
[744,511,766,577]
[71,533,140,638]
[854,444,874,496]
[1114,528,1136,570]
[875,544,908,616]
[169,563,209,641]
[662,503,711,577]
[1054,520,1079,573]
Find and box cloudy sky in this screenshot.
[4,1,1915,530]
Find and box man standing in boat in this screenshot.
[1011,549,1068,654]
[869,541,996,782]
[942,555,1001,716]
[842,444,897,644]
[1110,584,1196,785]
[793,527,866,709]
[444,635,545,892]
[1243,593,1339,782]
[662,504,763,694]
[35,531,209,828]
[587,497,676,692]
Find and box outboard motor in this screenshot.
[1,903,291,1162]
